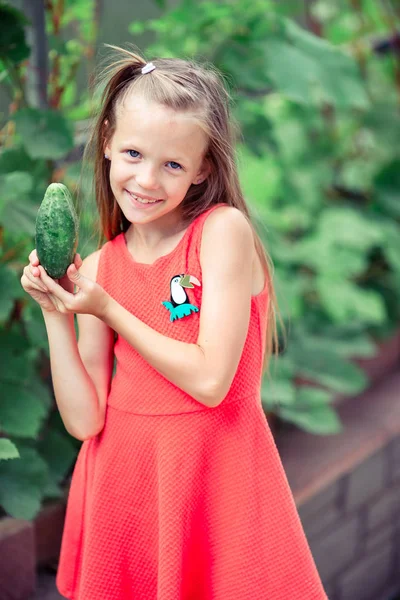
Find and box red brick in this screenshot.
[377,582,400,600]
[34,501,66,567]
[29,569,64,599]
[367,484,400,531]
[354,329,400,386]
[389,436,400,483]
[301,504,343,541]
[345,449,387,511]
[308,514,360,581]
[0,518,36,600]
[277,372,400,506]
[323,582,338,600]
[365,521,394,554]
[298,480,340,523]
[337,541,394,600]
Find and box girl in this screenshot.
[21,47,327,600]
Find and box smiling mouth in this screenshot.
[126,190,163,204]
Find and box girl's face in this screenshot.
[104,93,210,224]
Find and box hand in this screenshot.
[21,250,83,313]
[36,261,110,319]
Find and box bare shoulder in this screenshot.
[196,206,254,404]
[201,206,265,296]
[200,205,254,262]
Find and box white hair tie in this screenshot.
[141,62,156,74]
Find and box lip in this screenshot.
[126,190,163,208]
[126,190,162,202]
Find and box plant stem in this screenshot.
[379,0,400,104]
[23,0,49,109]
[3,59,28,108]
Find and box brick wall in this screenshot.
[277,369,400,600]
[298,440,400,600]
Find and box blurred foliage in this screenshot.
[0,0,400,518]
[0,0,92,520]
[129,0,400,433]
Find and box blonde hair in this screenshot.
[82,44,281,375]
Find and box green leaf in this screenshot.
[237,144,281,202]
[37,429,76,484]
[220,40,275,92]
[273,270,307,321]
[364,103,400,154]
[383,223,400,274]
[153,0,166,9]
[375,160,400,218]
[0,438,20,461]
[289,337,368,394]
[289,236,367,277]
[265,39,319,105]
[0,381,48,438]
[266,18,369,109]
[318,207,383,252]
[0,328,28,354]
[47,33,68,55]
[311,328,377,358]
[0,147,36,175]
[0,171,33,209]
[0,333,52,406]
[42,478,64,499]
[21,302,50,354]
[129,21,147,35]
[0,3,30,65]
[234,101,278,157]
[13,108,74,160]
[0,147,49,206]
[261,378,296,408]
[2,195,38,235]
[317,277,387,325]
[0,265,23,322]
[278,403,342,435]
[296,386,333,406]
[0,446,48,519]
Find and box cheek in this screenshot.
[111,160,132,183]
[170,174,194,194]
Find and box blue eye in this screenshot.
[168,161,182,170]
[126,150,182,170]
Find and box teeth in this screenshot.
[129,192,159,204]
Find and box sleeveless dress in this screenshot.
[56,203,327,600]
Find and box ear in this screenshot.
[193,156,211,185]
[103,119,111,157]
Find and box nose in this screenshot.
[135,163,160,191]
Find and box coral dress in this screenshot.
[56,203,327,600]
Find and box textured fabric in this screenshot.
[56,203,327,599]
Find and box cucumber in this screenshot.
[35,183,79,279]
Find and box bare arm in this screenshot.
[39,251,114,440]
[102,207,254,407]
[42,311,104,440]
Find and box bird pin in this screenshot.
[162,273,201,322]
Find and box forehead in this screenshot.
[114,93,208,157]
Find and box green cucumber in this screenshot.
[35,183,79,279]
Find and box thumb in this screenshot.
[67,263,85,285]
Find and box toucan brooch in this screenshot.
[162,274,201,322]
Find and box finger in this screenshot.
[30,264,41,277]
[48,292,62,312]
[24,266,48,292]
[39,266,73,304]
[29,249,39,266]
[74,253,83,268]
